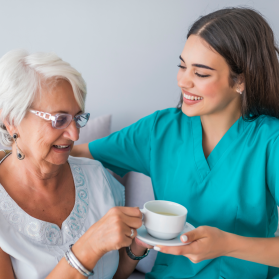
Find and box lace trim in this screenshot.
[0,164,89,246]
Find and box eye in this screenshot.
[57,115,68,124]
[178,65,186,69]
[195,72,210,78]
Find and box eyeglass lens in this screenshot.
[54,113,90,129]
[55,114,73,129]
[74,113,90,128]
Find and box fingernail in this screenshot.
[181,235,188,242]
[154,246,161,251]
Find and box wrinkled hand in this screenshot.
[154,226,230,263]
[73,207,142,268]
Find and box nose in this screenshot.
[63,120,80,142]
[177,70,194,90]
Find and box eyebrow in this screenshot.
[52,110,82,115]
[179,55,216,71]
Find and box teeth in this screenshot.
[184,93,203,100]
[54,145,69,149]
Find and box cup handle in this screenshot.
[140,209,146,225]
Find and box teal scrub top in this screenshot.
[88,108,279,279]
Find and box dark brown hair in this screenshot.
[177,7,279,120]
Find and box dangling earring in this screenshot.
[236,87,242,94]
[13,133,25,160]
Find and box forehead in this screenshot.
[32,79,80,113]
[182,35,228,70]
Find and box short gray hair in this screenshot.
[0,50,87,147]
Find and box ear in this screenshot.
[3,119,17,138]
[236,74,245,92]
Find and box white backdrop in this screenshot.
[0,0,278,132]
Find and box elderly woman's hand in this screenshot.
[154,226,230,263]
[72,207,143,270]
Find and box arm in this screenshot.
[71,143,93,159]
[114,238,153,279]
[86,112,159,177]
[154,226,279,267]
[0,208,141,279]
[0,248,15,279]
[227,233,279,267]
[46,207,142,279]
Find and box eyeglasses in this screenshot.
[29,110,90,129]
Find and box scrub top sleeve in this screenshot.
[266,136,279,205]
[88,111,159,177]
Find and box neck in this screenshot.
[200,99,241,157]
[8,146,68,194]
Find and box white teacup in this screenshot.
[140,200,187,240]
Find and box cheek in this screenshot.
[197,78,228,103]
[199,81,219,97]
[21,123,60,154]
[38,126,63,147]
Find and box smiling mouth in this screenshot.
[183,93,203,100]
[53,145,70,149]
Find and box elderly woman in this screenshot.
[0,50,149,279]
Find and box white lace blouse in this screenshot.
[0,156,125,279]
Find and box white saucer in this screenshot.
[136,222,195,246]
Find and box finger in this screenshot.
[117,222,137,239]
[117,206,142,218]
[180,226,207,244]
[154,245,194,255]
[123,225,138,239]
[121,214,142,229]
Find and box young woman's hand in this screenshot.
[154,226,230,263]
[72,207,143,270]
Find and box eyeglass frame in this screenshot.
[29,109,90,129]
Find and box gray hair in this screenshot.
[0,50,87,147]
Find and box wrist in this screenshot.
[130,240,147,256]
[72,242,103,271]
[223,232,239,257]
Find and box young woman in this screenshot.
[3,7,279,279]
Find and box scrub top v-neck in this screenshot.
[89,108,279,279]
[191,115,248,182]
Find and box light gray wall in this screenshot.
[0,0,278,132]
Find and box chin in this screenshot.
[181,104,201,117]
[48,155,70,166]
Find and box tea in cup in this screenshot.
[140,200,187,240]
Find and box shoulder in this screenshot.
[149,108,190,135]
[68,156,112,181]
[68,155,104,168]
[68,156,125,206]
[135,108,185,125]
[141,108,188,131]
[151,108,186,121]
[68,156,106,179]
[250,115,279,142]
